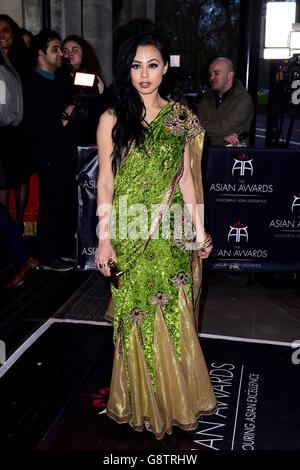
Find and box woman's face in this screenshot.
[22,33,31,48]
[130,45,168,96]
[62,40,83,70]
[0,20,15,54]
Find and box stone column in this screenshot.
[119,0,155,25]
[237,0,263,146]
[50,0,61,35]
[61,0,82,38]
[1,0,23,25]
[23,0,42,35]
[146,0,155,22]
[82,0,113,85]
[120,0,147,24]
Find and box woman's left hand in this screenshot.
[197,232,213,259]
[96,75,105,94]
[198,245,213,259]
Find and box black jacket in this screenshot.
[21,70,78,167]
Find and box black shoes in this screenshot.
[41,258,76,272]
[61,256,77,263]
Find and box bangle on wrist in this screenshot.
[196,233,212,250]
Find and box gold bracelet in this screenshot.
[196,233,212,250]
[203,234,212,249]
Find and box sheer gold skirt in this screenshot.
[106,285,217,440]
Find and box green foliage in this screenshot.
[116,17,172,52]
[156,0,240,92]
[114,1,240,94]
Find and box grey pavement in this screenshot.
[200,272,300,343]
[255,113,300,147]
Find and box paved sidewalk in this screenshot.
[200,272,300,343]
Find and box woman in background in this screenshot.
[20,28,33,48]
[0,14,31,233]
[61,34,109,145]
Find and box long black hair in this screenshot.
[112,32,169,174]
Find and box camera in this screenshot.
[74,72,96,87]
[69,80,99,121]
[285,54,300,82]
[279,54,300,106]
[61,57,98,122]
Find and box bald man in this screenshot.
[198,57,254,147]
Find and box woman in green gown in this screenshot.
[95,33,217,440]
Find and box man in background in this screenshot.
[22,30,77,271]
[198,57,254,147]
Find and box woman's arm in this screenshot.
[178,143,212,259]
[94,111,117,275]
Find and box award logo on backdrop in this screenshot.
[291,193,300,213]
[232,154,254,177]
[206,147,300,271]
[228,222,249,243]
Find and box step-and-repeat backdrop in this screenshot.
[204,147,300,271]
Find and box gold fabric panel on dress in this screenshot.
[127,322,164,435]
[106,321,131,422]
[142,157,184,254]
[189,131,205,330]
[189,250,202,331]
[154,306,199,434]
[105,298,114,323]
[179,286,218,415]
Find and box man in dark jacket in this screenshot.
[22,30,77,271]
[198,57,254,147]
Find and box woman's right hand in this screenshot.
[61,104,75,126]
[96,75,105,94]
[95,239,118,277]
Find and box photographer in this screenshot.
[276,55,300,93]
[60,35,110,145]
[271,55,300,147]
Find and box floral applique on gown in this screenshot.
[105,101,217,439]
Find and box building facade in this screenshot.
[0,0,155,84]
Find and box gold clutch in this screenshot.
[108,259,124,289]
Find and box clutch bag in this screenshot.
[108,259,124,289]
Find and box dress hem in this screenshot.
[106,402,218,440]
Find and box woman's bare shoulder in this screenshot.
[99,108,116,127]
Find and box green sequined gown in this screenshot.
[105,101,217,439]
